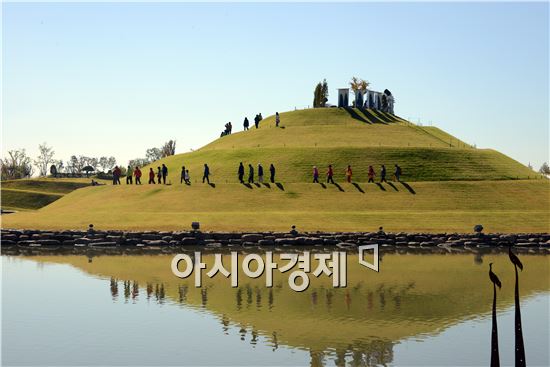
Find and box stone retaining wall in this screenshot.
[2,229,549,250]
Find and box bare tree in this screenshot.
[161,140,176,158]
[146,148,162,163]
[106,157,117,172]
[34,142,55,177]
[539,162,550,175]
[1,149,34,180]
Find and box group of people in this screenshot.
[238,162,276,184]
[220,122,233,137]
[317,164,402,184]
[223,112,281,136]
[242,113,264,131]
[111,162,402,186]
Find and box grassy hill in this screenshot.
[143,108,534,183]
[2,108,547,232]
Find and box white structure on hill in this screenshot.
[337,88,395,114]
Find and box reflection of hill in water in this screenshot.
[33,253,549,366]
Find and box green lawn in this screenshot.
[3,180,548,233]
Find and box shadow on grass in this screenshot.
[263,183,271,188]
[333,183,345,192]
[375,183,386,191]
[352,183,365,193]
[387,182,399,191]
[242,183,253,189]
[344,107,369,123]
[254,183,261,188]
[400,181,416,194]
[319,183,327,189]
[208,183,216,188]
[275,183,285,191]
[359,108,387,124]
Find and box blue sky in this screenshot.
[2,2,549,169]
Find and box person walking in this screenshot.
[180,166,190,184]
[161,164,168,184]
[345,165,353,183]
[275,112,280,127]
[368,165,376,183]
[156,167,162,184]
[327,165,334,184]
[148,168,155,184]
[254,114,259,129]
[238,162,245,183]
[394,164,402,182]
[248,164,254,183]
[184,169,191,185]
[202,164,210,184]
[113,166,121,185]
[243,117,249,131]
[380,165,387,183]
[269,164,276,183]
[126,165,133,184]
[258,163,264,183]
[228,121,232,134]
[313,166,319,183]
[134,167,142,185]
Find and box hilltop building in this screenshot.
[337,87,395,114]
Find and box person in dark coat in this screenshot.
[380,165,387,183]
[326,165,334,184]
[254,115,259,129]
[248,164,254,183]
[162,164,168,184]
[394,164,402,182]
[148,168,155,184]
[269,164,276,183]
[243,117,249,131]
[258,163,264,183]
[157,167,162,184]
[238,162,245,183]
[202,164,210,184]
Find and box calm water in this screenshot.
[2,251,549,366]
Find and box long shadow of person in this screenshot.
[254,183,261,188]
[489,263,502,367]
[333,183,345,192]
[509,246,526,366]
[352,183,365,193]
[387,182,399,191]
[400,181,416,194]
[208,183,216,188]
[275,183,285,191]
[375,183,386,191]
[319,183,327,189]
[263,183,271,189]
[243,183,253,189]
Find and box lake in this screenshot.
[2,250,549,366]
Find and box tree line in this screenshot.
[0,140,177,180]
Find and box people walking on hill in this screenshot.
[162,164,168,184]
[259,113,263,121]
[113,166,121,185]
[134,167,142,185]
[184,169,191,185]
[269,164,276,183]
[126,165,133,184]
[345,165,353,183]
[238,162,245,183]
[368,165,376,183]
[228,121,232,134]
[248,164,254,183]
[148,168,155,184]
[380,165,387,183]
[327,165,335,184]
[243,117,249,131]
[202,164,210,184]
[275,112,280,127]
[157,167,162,184]
[180,166,190,184]
[258,163,264,183]
[394,164,402,182]
[254,115,260,129]
[313,166,319,183]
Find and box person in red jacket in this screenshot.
[345,165,353,183]
[327,165,334,184]
[368,165,376,183]
[134,167,142,185]
[148,168,155,184]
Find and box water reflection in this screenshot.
[11,251,550,366]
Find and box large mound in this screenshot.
[144,108,533,183]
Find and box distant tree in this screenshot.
[1,149,34,180]
[98,157,109,173]
[52,160,64,175]
[539,162,550,175]
[527,162,533,171]
[128,158,150,168]
[313,82,323,108]
[146,147,162,163]
[320,79,329,107]
[161,140,176,157]
[34,142,55,177]
[106,156,117,172]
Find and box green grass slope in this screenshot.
[1,179,90,211]
[3,180,548,233]
[143,108,534,183]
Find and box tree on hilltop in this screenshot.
[34,143,55,177]
[349,77,369,107]
[313,82,323,108]
[539,162,550,175]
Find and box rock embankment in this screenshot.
[1,229,549,250]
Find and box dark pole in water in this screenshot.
[509,247,526,366]
[489,263,501,367]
